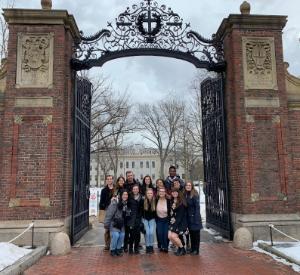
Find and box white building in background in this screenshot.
[90,144,185,187]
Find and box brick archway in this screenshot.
[0,3,300,246]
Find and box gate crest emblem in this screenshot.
[72,0,225,72]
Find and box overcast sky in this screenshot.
[8,0,300,104]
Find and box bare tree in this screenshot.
[81,72,135,181]
[0,0,14,65]
[137,99,184,178]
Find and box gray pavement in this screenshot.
[75,216,217,248]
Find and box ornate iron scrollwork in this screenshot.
[71,0,225,71]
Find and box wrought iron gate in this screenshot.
[201,76,231,239]
[71,76,92,245]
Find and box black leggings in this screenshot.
[128,226,140,250]
[190,230,200,252]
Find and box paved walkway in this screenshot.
[25,243,297,275]
[24,220,297,274]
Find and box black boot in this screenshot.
[175,247,181,256]
[175,247,186,256]
[191,250,199,255]
[145,246,150,254]
[129,245,134,255]
[110,250,117,257]
[149,246,154,254]
[116,249,123,256]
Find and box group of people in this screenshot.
[100,166,202,257]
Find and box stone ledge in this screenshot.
[217,14,287,38]
[15,97,53,108]
[1,246,47,275]
[0,219,65,231]
[233,213,300,225]
[245,97,280,108]
[258,242,300,266]
[3,9,80,40]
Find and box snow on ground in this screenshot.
[0,242,32,272]
[275,242,300,262]
[253,241,300,273]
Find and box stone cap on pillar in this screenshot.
[3,9,80,40]
[217,14,287,39]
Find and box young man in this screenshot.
[165,166,184,194]
[124,170,138,194]
[99,175,114,251]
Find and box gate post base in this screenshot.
[231,213,300,241]
[0,217,71,247]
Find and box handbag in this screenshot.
[98,210,105,223]
[140,222,146,234]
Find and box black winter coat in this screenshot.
[127,195,143,228]
[99,186,114,210]
[169,202,188,235]
[185,193,203,231]
[124,179,139,194]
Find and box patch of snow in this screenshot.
[0,242,32,272]
[253,241,300,273]
[275,242,300,262]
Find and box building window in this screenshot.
[90,166,92,171]
[146,161,149,168]
[152,161,155,168]
[89,175,91,181]
[140,161,143,168]
[100,175,104,181]
[152,174,155,180]
[126,161,129,169]
[182,174,185,179]
[120,162,123,169]
[132,161,135,168]
[95,175,97,181]
[140,174,143,180]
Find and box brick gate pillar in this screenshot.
[217,3,300,240]
[0,7,79,245]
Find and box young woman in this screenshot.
[99,175,114,251]
[156,187,171,253]
[114,176,126,198]
[127,184,143,254]
[184,181,202,255]
[168,188,188,256]
[141,175,154,196]
[142,188,156,253]
[104,190,130,257]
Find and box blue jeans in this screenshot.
[110,230,125,251]
[142,218,156,247]
[156,217,169,249]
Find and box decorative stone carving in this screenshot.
[14,115,23,124]
[242,37,278,90]
[41,0,52,10]
[240,1,251,15]
[43,115,53,125]
[251,193,260,202]
[16,33,54,88]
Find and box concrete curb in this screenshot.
[1,246,47,275]
[258,242,300,266]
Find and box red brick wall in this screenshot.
[288,108,300,213]
[221,17,296,215]
[0,24,75,220]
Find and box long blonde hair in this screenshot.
[144,188,156,211]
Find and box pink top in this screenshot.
[156,199,168,218]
